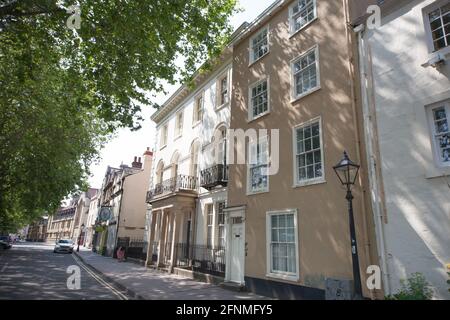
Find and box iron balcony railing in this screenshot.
[146,174,198,202]
[200,164,228,190]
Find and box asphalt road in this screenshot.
[0,242,129,300]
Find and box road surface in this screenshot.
[0,242,130,300]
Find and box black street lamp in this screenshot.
[333,151,363,299]
[77,223,85,252]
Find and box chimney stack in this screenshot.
[143,147,153,156]
[131,156,142,169]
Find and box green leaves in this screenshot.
[385,273,434,300]
[0,0,237,230]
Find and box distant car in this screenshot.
[0,236,12,250]
[53,239,74,254]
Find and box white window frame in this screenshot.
[160,124,168,149]
[247,135,269,195]
[175,110,183,139]
[249,25,270,66]
[292,116,326,187]
[289,0,318,37]
[206,203,214,248]
[266,209,299,281]
[423,0,450,55]
[248,77,270,121]
[291,45,321,102]
[216,71,230,109]
[193,93,204,126]
[216,201,226,248]
[427,100,450,167]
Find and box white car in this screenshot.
[53,239,74,254]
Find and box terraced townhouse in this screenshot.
[145,45,234,281]
[145,0,383,300]
[93,151,152,257]
[224,0,380,299]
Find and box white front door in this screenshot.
[230,223,244,283]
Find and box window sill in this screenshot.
[289,17,318,39]
[160,145,167,151]
[246,189,269,196]
[249,51,270,68]
[291,86,321,104]
[215,102,230,112]
[192,120,202,128]
[422,47,450,67]
[173,134,182,142]
[430,46,450,58]
[266,272,299,282]
[425,164,450,179]
[248,111,270,123]
[293,177,326,188]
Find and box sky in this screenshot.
[88,0,275,189]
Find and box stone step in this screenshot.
[219,281,246,292]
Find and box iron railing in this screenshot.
[149,241,159,264]
[115,237,147,261]
[147,175,198,202]
[175,243,226,277]
[162,241,173,266]
[200,164,228,190]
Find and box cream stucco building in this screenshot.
[94,150,153,257]
[145,46,234,280]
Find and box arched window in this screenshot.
[171,152,180,178]
[212,125,227,166]
[190,140,200,177]
[156,160,164,184]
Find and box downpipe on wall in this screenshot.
[355,24,392,297]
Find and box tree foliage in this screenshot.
[0,0,237,231]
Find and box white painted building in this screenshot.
[72,188,98,246]
[145,48,232,278]
[85,192,99,248]
[354,0,450,299]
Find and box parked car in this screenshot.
[53,239,74,254]
[0,236,12,249]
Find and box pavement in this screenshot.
[0,242,127,300]
[74,247,269,300]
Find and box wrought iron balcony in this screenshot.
[146,174,198,203]
[200,164,228,190]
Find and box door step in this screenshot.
[220,281,246,292]
[159,267,171,273]
[146,264,170,273]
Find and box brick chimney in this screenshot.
[131,156,142,169]
[143,147,153,156]
[142,147,153,171]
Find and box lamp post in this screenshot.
[333,151,363,299]
[77,223,85,252]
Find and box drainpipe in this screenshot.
[355,25,391,296]
[343,0,373,298]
